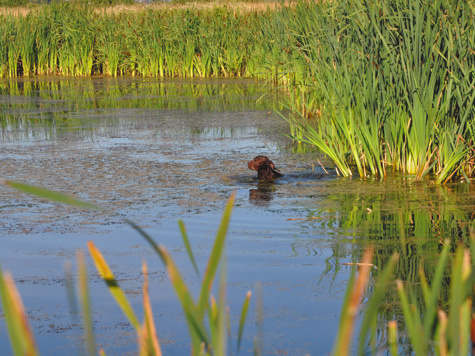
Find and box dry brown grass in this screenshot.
[0,1,289,16]
[0,5,30,16]
[108,1,287,13]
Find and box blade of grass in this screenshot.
[396,279,426,355]
[0,265,38,356]
[332,248,373,356]
[420,240,451,336]
[388,321,398,356]
[198,192,235,318]
[4,180,105,211]
[139,261,162,356]
[87,241,141,331]
[357,253,398,353]
[77,249,97,356]
[178,219,201,278]
[437,310,448,356]
[237,290,252,353]
[158,244,211,352]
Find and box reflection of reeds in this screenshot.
[0,78,282,142]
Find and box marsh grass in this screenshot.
[0,2,280,78]
[1,0,472,181]
[278,0,475,183]
[335,241,474,356]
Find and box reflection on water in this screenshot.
[0,77,474,355]
[0,77,282,142]
[249,181,277,206]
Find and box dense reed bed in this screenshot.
[278,0,475,183]
[0,2,282,78]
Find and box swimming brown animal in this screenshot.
[247,156,283,180]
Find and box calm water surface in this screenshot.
[1,77,474,355]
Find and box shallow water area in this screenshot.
[1,77,474,355]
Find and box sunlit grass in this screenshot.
[0,0,472,181]
[0,2,283,78]
[278,0,475,183]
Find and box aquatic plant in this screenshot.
[334,240,473,356]
[1,0,474,181]
[0,0,28,7]
[278,0,475,182]
[0,2,276,78]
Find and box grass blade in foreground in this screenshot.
[179,219,201,278]
[77,249,97,356]
[237,290,252,352]
[0,265,39,356]
[87,241,141,330]
[4,180,105,211]
[4,180,249,354]
[357,253,398,353]
[198,192,235,316]
[139,261,162,356]
[332,248,374,356]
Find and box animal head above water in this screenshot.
[247,156,283,180]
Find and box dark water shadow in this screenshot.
[247,170,333,206]
[249,181,276,206]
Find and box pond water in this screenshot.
[1,77,474,355]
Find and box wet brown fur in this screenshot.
[247,156,282,180]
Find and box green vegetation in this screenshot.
[279,0,475,183]
[2,0,475,351]
[0,0,28,7]
[74,0,134,6]
[304,175,475,350]
[1,180,475,355]
[0,3,276,78]
[334,241,474,356]
[1,0,474,181]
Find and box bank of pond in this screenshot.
[1,0,475,181]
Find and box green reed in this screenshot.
[300,174,475,353]
[0,3,277,79]
[335,241,474,356]
[277,0,475,183]
[1,1,474,181]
